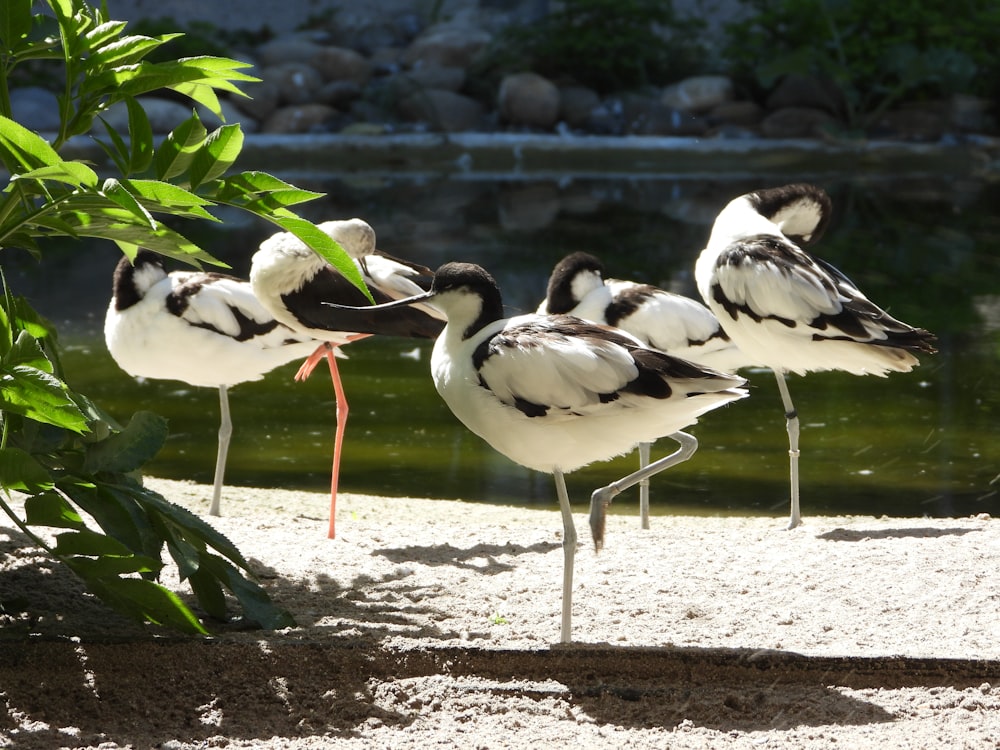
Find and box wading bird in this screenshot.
[250,218,445,538]
[540,250,756,527]
[325,261,747,642]
[695,183,937,528]
[105,250,320,516]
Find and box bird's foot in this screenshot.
[589,486,618,552]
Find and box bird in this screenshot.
[249,217,446,539]
[539,251,757,528]
[104,249,321,516]
[323,261,747,642]
[695,182,938,529]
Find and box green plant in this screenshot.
[476,0,707,95]
[0,0,370,633]
[724,0,1000,129]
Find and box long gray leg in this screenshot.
[589,432,698,551]
[209,385,231,517]
[553,468,577,644]
[638,441,651,530]
[774,370,802,529]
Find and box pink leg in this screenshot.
[293,334,372,538]
[324,347,346,539]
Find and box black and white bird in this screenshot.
[104,250,320,516]
[695,183,937,529]
[250,218,446,538]
[539,251,757,527]
[325,262,747,642]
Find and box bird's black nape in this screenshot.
[545,252,605,314]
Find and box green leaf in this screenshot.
[125,97,154,174]
[188,124,243,189]
[87,33,179,70]
[0,115,62,172]
[14,162,100,189]
[83,410,168,473]
[123,179,217,221]
[102,177,157,229]
[0,363,89,433]
[55,528,134,557]
[0,447,55,493]
[87,576,208,634]
[154,112,208,180]
[199,554,295,629]
[0,0,34,53]
[23,491,85,529]
[269,216,374,303]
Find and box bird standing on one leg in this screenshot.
[695,183,937,529]
[540,251,757,528]
[324,262,747,642]
[104,250,320,516]
[250,218,445,538]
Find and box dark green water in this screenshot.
[10,175,1000,519]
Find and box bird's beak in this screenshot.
[323,289,436,313]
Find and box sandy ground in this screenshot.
[1,476,998,749]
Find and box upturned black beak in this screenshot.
[322,288,436,313]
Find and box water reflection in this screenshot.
[9,175,1000,519]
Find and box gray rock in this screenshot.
[766,74,845,117]
[265,62,324,106]
[498,72,560,129]
[403,24,491,68]
[558,85,601,128]
[316,80,364,108]
[255,34,327,67]
[230,78,282,121]
[10,86,61,132]
[707,100,763,128]
[310,46,372,86]
[261,103,338,133]
[398,89,484,132]
[660,75,734,113]
[403,63,466,92]
[760,107,837,138]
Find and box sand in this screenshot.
[1,476,998,749]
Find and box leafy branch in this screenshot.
[0,0,364,633]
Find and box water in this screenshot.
[8,174,1000,519]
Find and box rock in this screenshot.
[230,77,282,121]
[254,34,326,67]
[316,80,364,108]
[264,62,324,106]
[558,85,601,128]
[498,72,560,129]
[310,46,372,86]
[403,63,466,92]
[872,104,947,142]
[766,74,845,117]
[706,100,763,128]
[950,94,996,134]
[620,93,706,136]
[9,86,61,132]
[660,75,734,113]
[403,24,492,68]
[261,103,338,133]
[398,89,485,132]
[760,106,838,138]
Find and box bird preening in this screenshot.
[695,183,937,529]
[104,184,936,643]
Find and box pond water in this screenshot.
[9,173,1000,519]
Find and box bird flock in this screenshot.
[104,183,936,642]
